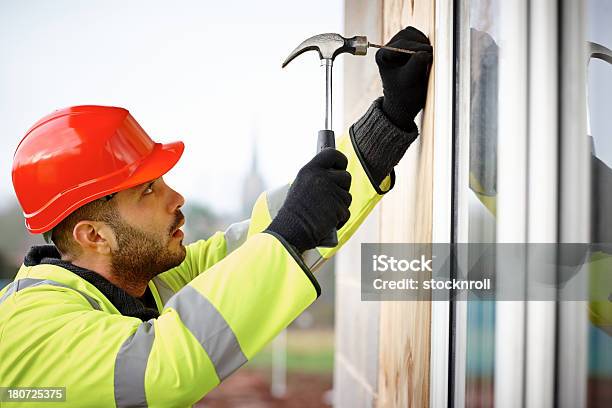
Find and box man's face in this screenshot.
[108,177,186,285]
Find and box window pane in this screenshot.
[466,1,500,406]
[586,0,612,406]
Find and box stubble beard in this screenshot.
[108,212,186,291]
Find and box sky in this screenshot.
[0,0,345,215]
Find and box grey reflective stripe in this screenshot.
[166,285,247,380]
[303,249,325,271]
[224,219,250,254]
[266,184,326,271]
[0,281,17,305]
[0,278,101,310]
[266,184,290,219]
[151,277,175,306]
[114,320,155,408]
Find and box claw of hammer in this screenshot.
[282,33,368,68]
[281,33,416,68]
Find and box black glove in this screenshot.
[376,26,433,131]
[266,148,352,253]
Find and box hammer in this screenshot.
[282,33,414,247]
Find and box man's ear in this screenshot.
[73,221,116,255]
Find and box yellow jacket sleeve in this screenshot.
[246,132,393,271]
[151,131,394,300]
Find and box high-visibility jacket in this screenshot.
[0,132,393,407]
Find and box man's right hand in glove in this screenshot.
[266,148,352,253]
[351,26,432,187]
[376,26,433,132]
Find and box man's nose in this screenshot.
[168,187,185,213]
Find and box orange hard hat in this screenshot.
[12,105,184,234]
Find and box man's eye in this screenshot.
[143,183,155,195]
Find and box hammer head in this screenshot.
[282,33,367,68]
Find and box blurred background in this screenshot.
[0,0,344,406]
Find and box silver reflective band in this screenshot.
[303,249,325,271]
[166,285,247,380]
[224,219,251,255]
[266,184,325,270]
[0,278,101,310]
[0,282,17,305]
[114,320,155,408]
[151,277,175,306]
[265,184,290,219]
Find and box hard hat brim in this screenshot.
[25,140,185,234]
[113,140,185,193]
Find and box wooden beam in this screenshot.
[377,1,435,407]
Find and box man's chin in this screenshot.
[152,249,187,278]
[178,245,187,261]
[172,245,187,266]
[167,234,186,254]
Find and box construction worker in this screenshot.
[0,27,432,407]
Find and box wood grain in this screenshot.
[376,0,434,407]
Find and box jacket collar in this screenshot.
[24,245,160,321]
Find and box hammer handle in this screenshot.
[317,129,339,248]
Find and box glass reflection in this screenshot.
[586,1,612,405]
[466,1,499,407]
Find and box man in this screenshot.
[0,27,432,406]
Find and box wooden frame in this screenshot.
[377,1,436,407]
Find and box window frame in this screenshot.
[447,1,589,407]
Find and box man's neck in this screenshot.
[68,256,148,298]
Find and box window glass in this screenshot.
[586,0,612,405]
[466,0,499,406]
[462,2,612,407]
